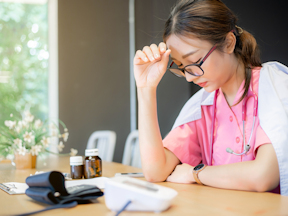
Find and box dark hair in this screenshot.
[163,0,261,103]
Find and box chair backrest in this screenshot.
[122,130,141,168]
[86,130,116,162]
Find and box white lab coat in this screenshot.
[171,62,288,196]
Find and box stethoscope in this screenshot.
[209,83,258,165]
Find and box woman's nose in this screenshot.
[185,72,198,82]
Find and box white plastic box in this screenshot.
[104,176,178,212]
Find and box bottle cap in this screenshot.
[85,148,99,156]
[70,156,83,165]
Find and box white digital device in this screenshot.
[104,176,178,212]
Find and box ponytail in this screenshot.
[236,30,261,67]
[234,28,261,103]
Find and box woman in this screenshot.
[134,0,288,195]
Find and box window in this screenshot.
[0,0,49,122]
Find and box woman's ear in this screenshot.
[224,32,236,54]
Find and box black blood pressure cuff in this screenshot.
[18,171,103,216]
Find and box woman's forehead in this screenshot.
[167,34,211,48]
[166,34,212,60]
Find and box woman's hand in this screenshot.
[166,163,195,184]
[134,42,171,89]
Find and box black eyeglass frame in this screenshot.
[168,44,217,77]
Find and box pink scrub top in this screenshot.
[163,67,280,193]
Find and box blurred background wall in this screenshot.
[58,0,288,162]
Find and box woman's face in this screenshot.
[166,34,236,93]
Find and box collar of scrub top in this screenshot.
[209,79,258,165]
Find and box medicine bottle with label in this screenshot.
[70,156,83,179]
[84,148,102,179]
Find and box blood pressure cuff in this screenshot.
[19,171,103,216]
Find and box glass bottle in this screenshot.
[70,156,83,179]
[84,148,102,179]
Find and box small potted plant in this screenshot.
[0,110,78,169]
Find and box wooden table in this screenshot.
[1,155,288,216]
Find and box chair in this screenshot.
[86,130,116,162]
[122,130,141,168]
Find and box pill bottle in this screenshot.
[84,148,102,179]
[70,156,83,179]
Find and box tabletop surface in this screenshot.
[1,155,288,216]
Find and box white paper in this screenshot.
[65,177,109,189]
[0,182,28,194]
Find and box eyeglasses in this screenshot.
[168,44,217,78]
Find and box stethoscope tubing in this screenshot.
[209,86,258,165]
